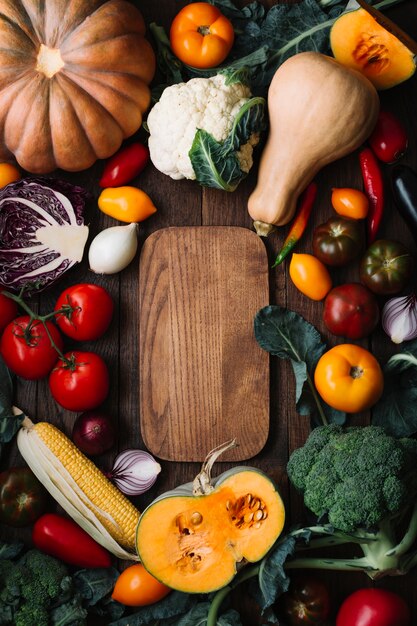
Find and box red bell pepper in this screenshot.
[272,182,317,267]
[99,142,149,187]
[359,147,385,245]
[32,513,112,568]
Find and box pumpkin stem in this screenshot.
[193,439,238,496]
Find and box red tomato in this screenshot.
[33,513,111,568]
[0,293,18,335]
[49,351,109,412]
[55,283,114,341]
[323,283,380,339]
[369,110,408,164]
[0,316,63,380]
[336,588,410,626]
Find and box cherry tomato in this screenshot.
[0,293,18,335]
[331,187,369,219]
[0,467,48,527]
[312,216,364,266]
[280,576,331,625]
[33,513,111,568]
[0,162,21,188]
[323,283,379,339]
[98,186,157,223]
[0,316,63,380]
[112,564,171,607]
[336,588,410,626]
[49,351,109,412]
[99,142,149,188]
[360,239,413,295]
[170,2,234,69]
[369,110,408,164]
[54,283,114,341]
[289,253,332,301]
[314,343,384,413]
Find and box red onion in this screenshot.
[108,449,161,496]
[382,293,417,344]
[72,411,116,456]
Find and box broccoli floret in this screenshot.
[14,602,49,626]
[19,549,70,604]
[287,425,417,533]
[285,425,417,581]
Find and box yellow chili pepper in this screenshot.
[0,162,21,188]
[98,186,157,223]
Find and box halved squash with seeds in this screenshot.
[330,8,415,90]
[136,443,285,593]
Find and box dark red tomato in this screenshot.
[0,467,48,527]
[323,283,380,339]
[312,216,364,266]
[336,588,410,626]
[55,283,114,341]
[0,316,63,380]
[33,513,112,568]
[281,577,330,625]
[49,351,109,412]
[99,142,149,187]
[369,110,408,164]
[0,293,18,335]
[360,239,413,295]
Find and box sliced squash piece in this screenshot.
[330,8,416,90]
[136,442,285,593]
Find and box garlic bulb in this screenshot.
[89,223,138,274]
[382,293,417,344]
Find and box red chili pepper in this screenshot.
[32,513,112,568]
[99,142,149,187]
[272,182,317,267]
[359,147,385,245]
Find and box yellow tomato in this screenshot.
[98,187,157,223]
[0,163,21,188]
[314,343,384,413]
[331,188,369,219]
[289,253,332,301]
[111,564,171,607]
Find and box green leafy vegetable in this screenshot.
[0,357,23,455]
[189,96,266,191]
[373,342,417,436]
[251,535,296,611]
[109,591,196,626]
[254,305,346,426]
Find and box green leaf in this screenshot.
[109,591,196,625]
[50,594,88,626]
[189,97,265,191]
[173,602,242,626]
[373,342,417,437]
[254,306,345,427]
[0,541,24,560]
[0,357,23,447]
[73,567,119,607]
[250,535,296,611]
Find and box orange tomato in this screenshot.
[331,188,369,219]
[0,162,21,188]
[289,253,332,301]
[170,2,234,69]
[98,186,157,223]
[111,564,171,607]
[314,343,384,413]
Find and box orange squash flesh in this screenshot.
[330,8,416,90]
[136,469,285,594]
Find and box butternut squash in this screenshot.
[247,52,379,236]
[135,441,285,593]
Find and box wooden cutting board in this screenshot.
[139,226,270,462]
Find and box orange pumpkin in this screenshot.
[0,0,155,174]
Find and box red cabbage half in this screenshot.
[0,177,90,294]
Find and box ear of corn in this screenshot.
[17,416,140,561]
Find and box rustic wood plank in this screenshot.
[139,226,269,461]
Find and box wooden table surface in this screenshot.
[2,0,417,623]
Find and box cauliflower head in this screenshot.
[147,73,265,191]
